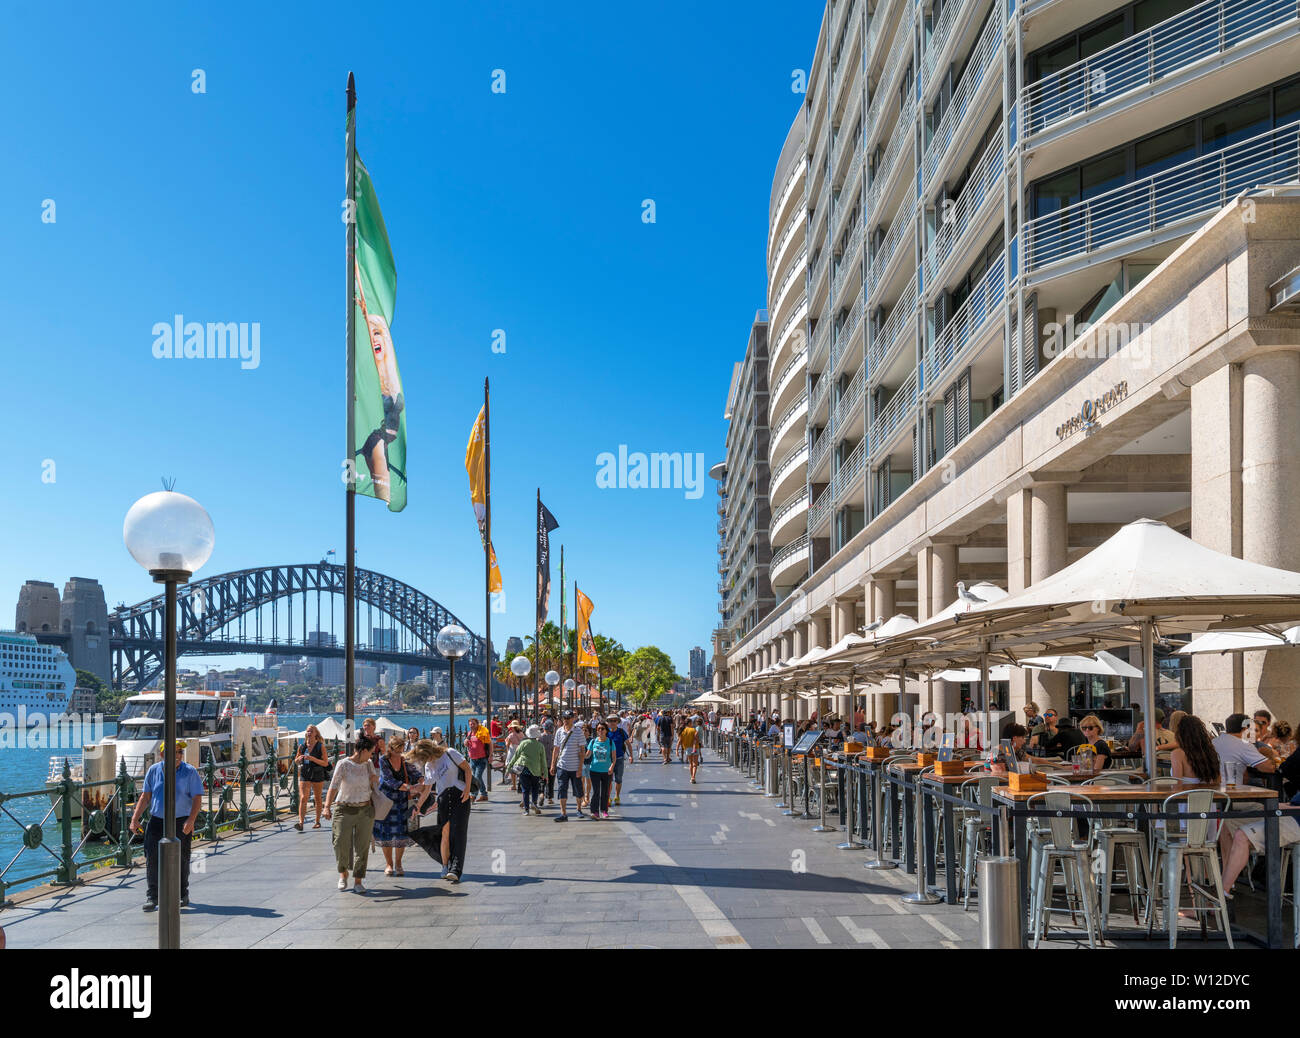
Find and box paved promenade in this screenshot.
[5,743,1003,949]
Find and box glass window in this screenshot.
[1135,121,1196,179]
[1276,81,1300,125]
[1032,37,1077,81]
[1079,14,1125,58]
[1134,0,1196,32]
[1081,151,1127,198]
[1202,92,1270,151]
[1034,168,1079,219]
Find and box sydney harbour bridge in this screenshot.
[106,561,495,699]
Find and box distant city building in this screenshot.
[354,662,380,688]
[69,686,98,716]
[689,646,706,680]
[203,669,225,692]
[14,577,111,687]
[372,627,397,652]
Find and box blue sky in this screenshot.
[0,1,822,678]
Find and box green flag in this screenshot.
[350,112,407,512]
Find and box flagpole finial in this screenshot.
[347,71,356,111]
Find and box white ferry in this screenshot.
[48,691,292,820]
[0,630,73,726]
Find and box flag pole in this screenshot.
[483,376,493,790]
[344,71,357,747]
[536,489,545,722]
[560,544,566,713]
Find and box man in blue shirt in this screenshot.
[605,715,629,807]
[129,741,206,912]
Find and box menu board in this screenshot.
[792,729,823,754]
[784,723,796,748]
[719,717,735,733]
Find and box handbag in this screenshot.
[370,784,393,821]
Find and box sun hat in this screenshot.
[526,724,542,739]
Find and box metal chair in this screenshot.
[957,774,1003,909]
[1144,789,1233,949]
[1026,790,1101,948]
[1080,779,1151,925]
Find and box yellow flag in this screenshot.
[576,586,599,667]
[465,406,503,593]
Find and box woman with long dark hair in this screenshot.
[1170,714,1220,784]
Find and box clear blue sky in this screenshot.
[0,1,822,678]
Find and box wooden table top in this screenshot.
[992,782,1278,803]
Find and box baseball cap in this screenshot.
[562,709,575,719]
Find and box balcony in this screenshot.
[810,426,833,475]
[769,295,808,373]
[835,438,868,501]
[868,204,915,294]
[770,345,808,417]
[810,367,833,419]
[921,0,974,99]
[833,225,865,301]
[1024,120,1300,278]
[832,365,867,430]
[771,486,810,546]
[808,486,835,532]
[770,248,808,327]
[926,134,1003,290]
[770,440,809,500]
[921,10,1001,191]
[867,95,916,218]
[833,296,866,372]
[868,272,918,375]
[835,78,865,173]
[871,365,919,454]
[769,155,806,241]
[770,208,805,280]
[809,319,831,369]
[866,14,912,149]
[839,143,865,204]
[771,389,810,453]
[770,533,810,587]
[1021,0,1300,141]
[808,246,830,302]
[927,251,1006,389]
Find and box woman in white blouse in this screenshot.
[323,734,380,893]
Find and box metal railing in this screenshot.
[922,10,1001,190]
[810,426,833,473]
[771,532,810,575]
[1025,120,1300,273]
[833,364,867,430]
[1021,0,1299,138]
[771,209,806,276]
[871,365,919,450]
[866,13,913,147]
[771,389,810,447]
[926,131,1004,285]
[868,95,917,217]
[770,248,808,325]
[833,225,865,300]
[836,437,868,499]
[922,0,973,94]
[770,345,808,409]
[772,297,809,371]
[809,486,836,531]
[869,271,918,375]
[771,486,810,537]
[771,439,809,488]
[869,203,915,293]
[810,366,833,418]
[769,151,806,233]
[927,250,1006,384]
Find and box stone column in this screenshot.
[1242,351,1300,720]
[1191,365,1244,721]
[926,544,960,720]
[1029,484,1069,715]
[868,576,896,623]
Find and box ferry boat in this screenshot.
[47,691,292,821]
[0,630,73,726]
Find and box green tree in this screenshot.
[614,646,680,711]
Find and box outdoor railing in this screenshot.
[835,437,868,498]
[868,272,918,375]
[770,345,808,409]
[771,389,810,447]
[925,131,1004,285]
[771,532,810,574]
[927,250,1006,384]
[770,486,810,537]
[832,364,867,431]
[810,426,833,473]
[922,10,1001,190]
[868,95,916,217]
[1024,120,1300,273]
[833,224,864,300]
[871,365,919,450]
[808,486,835,532]
[866,13,912,146]
[869,202,915,293]
[770,247,808,323]
[922,0,972,93]
[1021,0,1299,138]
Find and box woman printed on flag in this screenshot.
[356,268,405,504]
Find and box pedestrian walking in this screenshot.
[507,724,548,815]
[658,710,674,764]
[466,717,491,801]
[129,741,204,912]
[586,721,616,819]
[294,724,329,831]
[606,714,629,805]
[503,720,524,794]
[680,719,701,783]
[411,738,474,883]
[538,718,556,805]
[550,710,587,821]
[323,734,380,893]
[375,736,421,876]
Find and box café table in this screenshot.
[992,780,1284,947]
[918,763,991,903]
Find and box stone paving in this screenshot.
[0,741,1113,949]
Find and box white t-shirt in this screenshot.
[1211,733,1266,783]
[424,748,467,794]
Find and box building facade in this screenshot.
[712,315,776,671]
[719,0,1300,724]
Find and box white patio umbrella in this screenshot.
[1178,626,1300,654]
[1017,650,1142,677]
[933,665,1016,682]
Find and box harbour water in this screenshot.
[0,711,465,887]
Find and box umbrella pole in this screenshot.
[898,658,907,747]
[979,640,990,746]
[1141,619,1157,781]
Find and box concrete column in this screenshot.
[1029,484,1069,715]
[1191,366,1244,721]
[1005,489,1036,715]
[791,624,805,660]
[1242,351,1300,720]
[867,576,896,623]
[926,544,960,720]
[834,599,855,644]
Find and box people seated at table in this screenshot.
[1022,701,1048,748]
[1001,723,1031,763]
[1214,713,1280,867]
[1164,710,1187,750]
[1127,710,1176,756]
[1076,715,1113,769]
[1037,712,1086,757]
[1170,715,1220,785]
[1267,720,1295,757]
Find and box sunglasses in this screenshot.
[1045,712,1058,718]
[1081,724,1100,732]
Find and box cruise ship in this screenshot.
[0,630,74,726]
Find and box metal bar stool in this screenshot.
[1083,774,1151,926]
[1026,790,1101,948]
[1144,788,1233,949]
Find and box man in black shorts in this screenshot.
[658,710,674,765]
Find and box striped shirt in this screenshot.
[555,722,586,771]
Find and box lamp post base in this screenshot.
[159,837,182,949]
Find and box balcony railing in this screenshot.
[770,247,808,321]
[927,251,1006,385]
[771,295,808,368]
[771,389,809,446]
[808,246,829,299]
[833,224,864,300]
[833,365,867,430]
[810,367,833,418]
[836,295,866,367]
[871,365,919,451]
[925,131,1004,285]
[868,204,914,293]
[770,345,808,408]
[771,439,810,487]
[866,14,912,146]
[868,271,918,375]
[839,143,865,201]
[769,153,806,233]
[771,533,810,577]
[810,426,833,472]
[771,207,805,273]
[836,78,866,165]
[922,10,1000,190]
[1025,120,1300,273]
[922,0,971,93]
[808,484,835,531]
[835,438,867,499]
[809,319,831,368]
[1021,0,1299,138]
[770,486,810,538]
[868,95,916,216]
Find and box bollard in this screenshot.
[901,775,939,904]
[837,765,862,849]
[812,754,837,833]
[978,857,1023,948]
[782,749,798,816]
[765,750,781,797]
[750,743,764,787]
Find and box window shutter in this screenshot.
[911,423,922,481]
[956,367,972,443]
[1022,292,1039,391]
[942,384,957,455]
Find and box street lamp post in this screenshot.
[437,624,471,749]
[563,677,576,715]
[577,683,587,714]
[545,670,560,719]
[510,655,532,722]
[123,490,214,951]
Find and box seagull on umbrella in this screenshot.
[859,616,885,634]
[956,582,985,604]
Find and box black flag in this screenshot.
[536,498,560,629]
